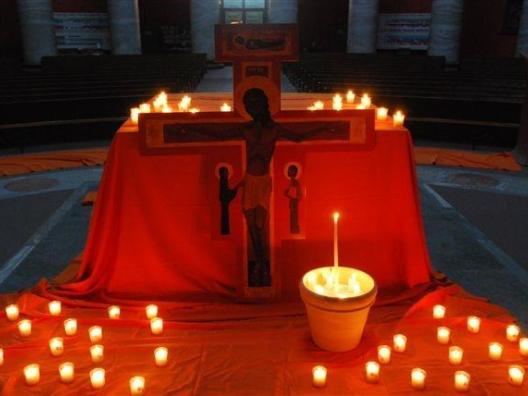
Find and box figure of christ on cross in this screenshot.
[167,88,337,287]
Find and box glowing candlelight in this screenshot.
[48,300,62,316]
[449,346,464,365]
[346,90,355,103]
[393,110,405,127]
[0,348,3,366]
[154,347,168,367]
[509,365,525,386]
[454,371,470,392]
[393,334,407,353]
[506,324,520,342]
[146,304,158,319]
[520,337,528,356]
[377,345,391,364]
[376,107,388,121]
[139,103,151,113]
[90,344,104,363]
[90,368,105,389]
[189,107,200,114]
[220,103,232,112]
[332,94,343,111]
[151,317,163,335]
[411,368,426,390]
[332,212,340,270]
[161,104,173,113]
[312,365,327,387]
[130,107,140,124]
[108,305,120,319]
[24,364,40,385]
[467,316,481,333]
[5,304,19,321]
[64,318,77,336]
[433,304,446,319]
[364,361,380,383]
[18,319,31,337]
[59,362,74,383]
[314,100,324,110]
[153,91,168,110]
[488,342,503,360]
[437,326,451,344]
[130,376,146,395]
[49,337,64,356]
[89,326,102,343]
[360,94,371,108]
[178,96,191,111]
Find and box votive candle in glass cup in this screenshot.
[108,305,120,319]
[377,345,391,364]
[454,371,470,392]
[411,368,426,390]
[312,365,327,387]
[520,337,528,356]
[90,368,105,389]
[48,300,61,316]
[24,364,40,385]
[150,317,163,335]
[146,304,158,320]
[437,326,451,344]
[449,346,464,365]
[508,365,525,386]
[506,324,520,342]
[18,319,31,337]
[393,334,407,353]
[49,337,64,356]
[154,347,168,367]
[64,318,77,336]
[89,326,102,343]
[467,316,481,333]
[90,344,104,363]
[130,376,146,395]
[364,361,380,383]
[59,362,74,383]
[5,304,19,321]
[433,304,446,319]
[488,342,503,361]
[376,107,388,121]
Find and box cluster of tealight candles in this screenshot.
[130,91,203,124]
[2,301,170,394]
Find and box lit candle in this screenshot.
[130,376,146,395]
[346,90,355,103]
[520,337,528,356]
[488,342,503,361]
[220,103,232,112]
[24,364,40,385]
[154,347,168,367]
[506,324,521,342]
[108,305,120,319]
[161,104,173,113]
[360,94,371,108]
[18,319,31,337]
[314,100,324,110]
[312,365,327,387]
[411,368,426,390]
[437,326,451,344]
[59,362,74,384]
[467,316,481,333]
[153,91,168,110]
[449,346,464,365]
[49,337,64,357]
[5,304,19,321]
[178,96,191,111]
[393,334,407,353]
[189,108,200,114]
[150,317,163,335]
[376,107,388,121]
[508,365,525,386]
[139,103,151,113]
[454,371,470,392]
[393,110,405,127]
[90,344,104,363]
[0,348,3,366]
[433,304,446,319]
[90,368,105,389]
[146,304,158,320]
[89,326,103,343]
[377,345,392,364]
[333,212,340,268]
[48,300,61,316]
[332,94,343,111]
[130,107,140,124]
[64,318,77,336]
[364,361,380,383]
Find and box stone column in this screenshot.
[268,0,297,23]
[428,0,464,64]
[347,0,379,53]
[16,0,57,65]
[107,0,142,54]
[516,0,528,57]
[191,0,220,60]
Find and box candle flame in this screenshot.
[333,212,340,223]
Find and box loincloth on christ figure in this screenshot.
[242,173,272,211]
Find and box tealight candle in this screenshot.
[48,300,61,316]
[5,304,19,321]
[346,90,355,103]
[411,368,426,390]
[154,347,168,367]
[360,94,371,108]
[437,326,451,344]
[314,100,324,110]
[161,104,173,113]
[146,304,158,319]
[49,337,64,356]
[393,110,405,127]
[506,324,521,342]
[467,316,481,333]
[108,305,120,319]
[24,364,40,385]
[376,107,388,121]
[508,365,525,386]
[90,344,104,363]
[130,376,146,395]
[150,317,163,335]
[139,103,151,113]
[488,342,503,361]
[89,326,103,343]
[18,319,31,337]
[0,348,3,366]
[312,365,327,387]
[520,337,528,356]
[130,107,140,124]
[59,362,74,383]
[449,346,464,365]
[433,304,446,319]
[189,108,200,114]
[64,318,77,336]
[393,334,407,353]
[220,103,232,112]
[454,371,470,392]
[364,361,380,383]
[90,368,105,389]
[332,94,343,111]
[377,345,391,364]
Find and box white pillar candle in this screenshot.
[360,94,371,108]
[393,110,405,127]
[488,342,503,361]
[411,368,426,390]
[48,300,61,316]
[506,324,521,342]
[393,334,407,353]
[154,347,168,367]
[0,348,3,366]
[146,304,158,320]
[437,326,451,344]
[90,344,104,363]
[59,362,74,383]
[18,319,32,337]
[139,103,151,113]
[49,337,64,356]
[220,103,232,112]
[89,326,103,343]
[520,337,528,356]
[24,364,40,385]
[467,316,481,333]
[90,368,105,389]
[312,365,327,387]
[346,90,355,103]
[130,107,140,123]
[449,346,464,365]
[376,107,388,121]
[314,100,324,110]
[377,345,392,364]
[508,365,525,386]
[433,304,446,319]
[5,304,19,321]
[64,318,77,336]
[130,376,146,395]
[364,361,380,383]
[150,317,163,335]
[454,371,470,392]
[108,305,120,319]
[332,94,343,111]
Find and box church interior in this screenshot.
[0,0,528,394]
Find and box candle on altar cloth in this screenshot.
[5,304,19,321]
[364,361,380,383]
[488,342,503,360]
[18,319,31,336]
[433,304,446,319]
[411,368,426,390]
[508,365,525,386]
[59,362,74,383]
[162,104,173,113]
[519,337,528,356]
[437,326,451,344]
[139,103,151,113]
[130,107,140,124]
[393,334,407,353]
[49,337,64,356]
[178,95,191,111]
[130,376,146,395]
[0,348,3,366]
[151,317,163,335]
[467,316,481,333]
[314,100,324,110]
[64,318,77,336]
[506,324,521,342]
[377,345,391,364]
[90,368,105,389]
[90,344,104,363]
[89,326,103,343]
[154,347,168,367]
[360,94,371,108]
[48,300,61,316]
[454,371,470,392]
[153,91,168,110]
[146,304,158,319]
[189,108,200,114]
[220,103,232,112]
[346,90,355,103]
[449,346,464,365]
[332,94,343,111]
[376,107,388,121]
[24,364,40,385]
[108,305,120,319]
[312,365,327,387]
[393,110,405,127]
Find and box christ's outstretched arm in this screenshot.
[276,123,337,143]
[164,122,246,141]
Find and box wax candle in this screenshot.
[154,347,168,367]
[49,337,64,356]
[376,107,388,121]
[377,345,391,364]
[392,110,405,127]
[130,107,140,124]
[48,300,61,316]
[90,344,104,363]
[59,362,74,383]
[0,348,3,366]
[89,326,103,343]
[220,103,232,112]
[508,365,525,386]
[24,364,40,385]
[467,316,481,333]
[18,319,31,337]
[314,100,324,110]
[161,104,173,113]
[64,318,77,336]
[333,212,340,268]
[488,342,503,361]
[189,108,200,114]
[506,324,521,342]
[360,94,371,108]
[519,337,528,356]
[454,371,470,392]
[139,103,151,113]
[5,304,19,321]
[364,361,380,383]
[130,376,146,395]
[153,91,167,110]
[433,304,446,319]
[90,368,105,389]
[393,334,407,353]
[108,305,120,319]
[332,94,343,111]
[312,365,327,387]
[150,317,163,335]
[146,304,158,319]
[449,346,464,365]
[346,90,355,103]
[437,327,451,344]
[411,368,426,390]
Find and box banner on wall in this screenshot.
[54,12,111,50]
[377,13,431,50]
